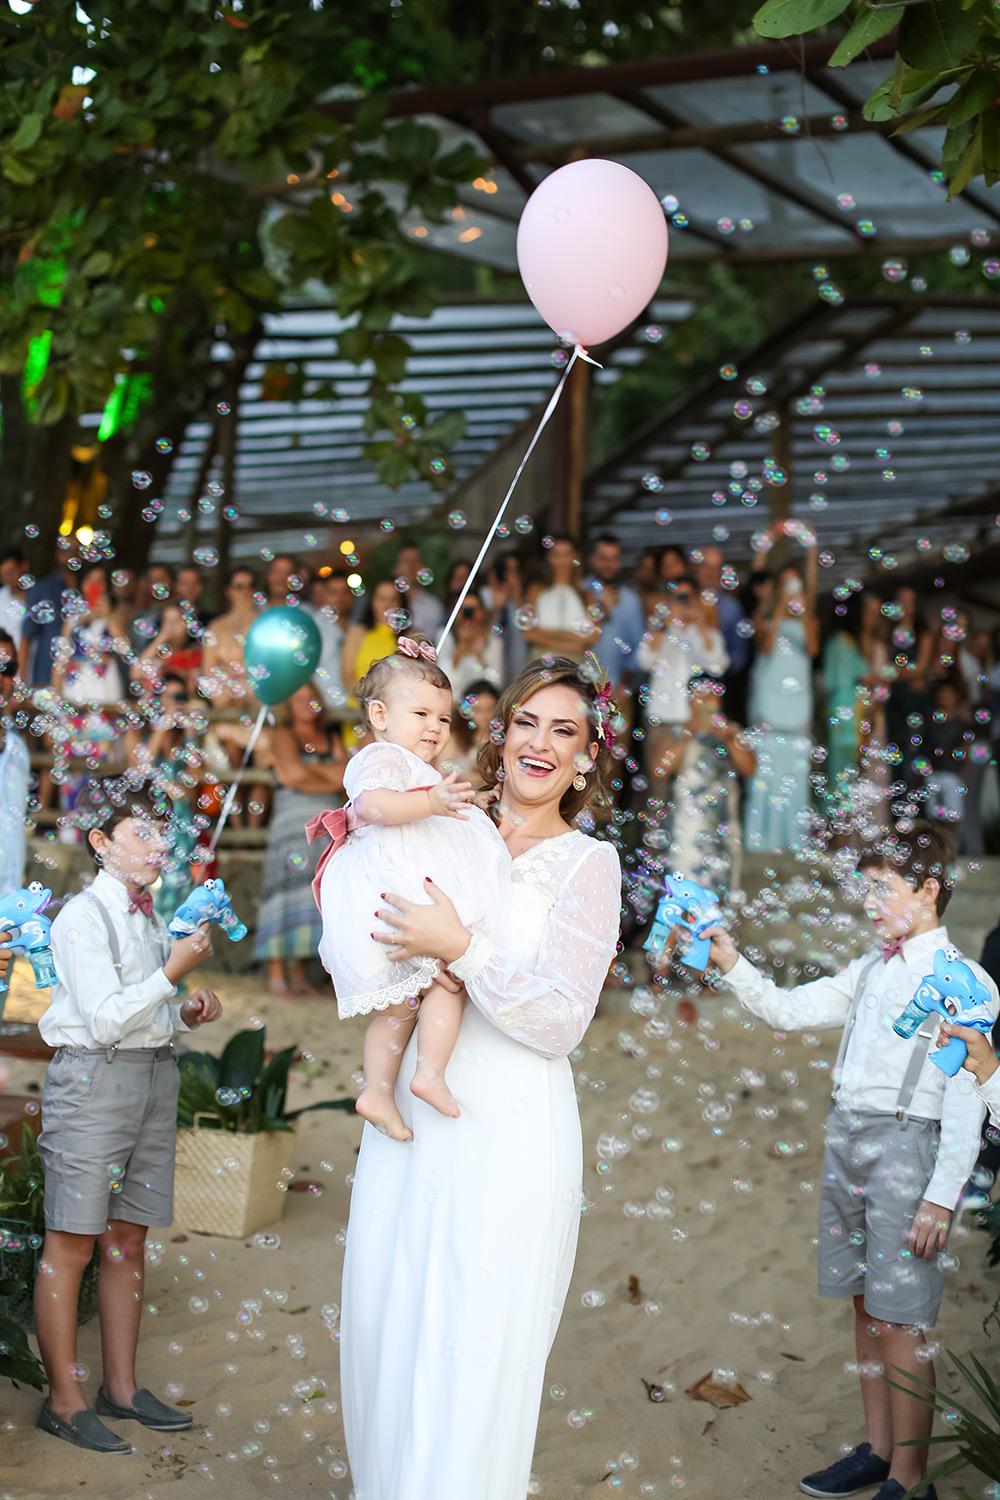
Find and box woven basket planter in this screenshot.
[173,1116,297,1239]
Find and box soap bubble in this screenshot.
[131,470,152,490]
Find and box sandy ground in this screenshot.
[0,967,996,1500]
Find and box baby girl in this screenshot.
[317,635,508,1140]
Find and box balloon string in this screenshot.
[208,702,269,855]
[436,344,597,654]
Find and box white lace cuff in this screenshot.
[449,931,491,983]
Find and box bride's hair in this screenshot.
[354,633,452,730]
[477,657,616,819]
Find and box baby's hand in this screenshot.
[473,785,499,813]
[428,772,474,820]
[936,1021,998,1085]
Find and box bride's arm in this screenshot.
[377,843,621,1060]
[456,842,621,1058]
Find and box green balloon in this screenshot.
[244,606,322,705]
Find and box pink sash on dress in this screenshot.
[305,806,361,911]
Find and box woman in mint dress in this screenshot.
[745,555,819,853]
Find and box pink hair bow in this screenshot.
[305,805,362,911]
[397,635,437,663]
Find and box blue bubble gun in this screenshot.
[0,883,58,992]
[169,878,247,943]
[643,874,724,973]
[893,948,995,1076]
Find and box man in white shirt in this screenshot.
[0,546,28,647]
[0,628,29,901]
[698,820,992,1500]
[637,574,728,776]
[395,543,445,639]
[306,568,352,712]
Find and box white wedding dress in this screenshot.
[340,830,621,1500]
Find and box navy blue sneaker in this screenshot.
[800,1443,891,1497]
[871,1483,938,1500]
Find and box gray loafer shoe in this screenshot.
[36,1400,133,1453]
[95,1386,193,1431]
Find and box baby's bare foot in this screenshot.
[355,1085,412,1141]
[410,1066,461,1119]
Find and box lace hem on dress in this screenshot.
[338,955,442,1018]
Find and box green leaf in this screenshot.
[433,141,489,181]
[9,112,43,152]
[864,76,900,122]
[898,1,985,72]
[421,407,466,448]
[949,66,1000,125]
[371,333,410,384]
[753,0,853,41]
[372,442,415,488]
[218,1028,266,1091]
[81,250,113,277]
[830,4,903,67]
[352,92,388,143]
[2,154,37,186]
[943,115,976,176]
[948,125,983,195]
[892,101,952,134]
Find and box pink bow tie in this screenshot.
[882,937,906,963]
[305,805,362,910]
[397,635,437,663]
[128,888,154,919]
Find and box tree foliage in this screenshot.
[752,0,1000,199]
[0,0,767,568]
[0,0,492,565]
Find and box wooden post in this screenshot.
[767,398,793,570]
[549,356,590,539]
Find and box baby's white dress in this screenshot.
[318,741,510,1018]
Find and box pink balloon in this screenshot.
[516,159,669,349]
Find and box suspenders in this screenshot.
[832,950,939,1122]
[83,890,172,1057]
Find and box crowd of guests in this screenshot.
[0,524,998,998]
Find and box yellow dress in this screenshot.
[343,624,397,750]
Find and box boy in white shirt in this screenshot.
[700,821,995,1500]
[34,782,223,1453]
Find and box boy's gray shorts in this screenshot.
[38,1045,181,1235]
[817,1106,945,1327]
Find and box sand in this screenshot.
[0,968,995,1500]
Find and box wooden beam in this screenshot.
[315,35,899,125]
[510,108,911,167]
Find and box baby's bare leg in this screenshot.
[410,981,464,1119]
[356,1001,418,1141]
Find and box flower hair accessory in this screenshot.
[397,636,437,663]
[583,651,616,749]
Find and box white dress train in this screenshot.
[340,830,621,1500]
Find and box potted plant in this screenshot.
[0,1129,100,1336]
[174,1026,351,1239]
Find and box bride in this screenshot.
[340,657,622,1500]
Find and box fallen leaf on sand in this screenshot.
[628,1275,642,1305]
[170,1234,189,1243]
[176,1399,195,1406]
[780,1352,805,1362]
[685,1373,751,1408]
[288,1180,321,1193]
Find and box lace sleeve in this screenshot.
[344,742,413,800]
[458,840,622,1059]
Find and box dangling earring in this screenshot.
[573,771,588,792]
